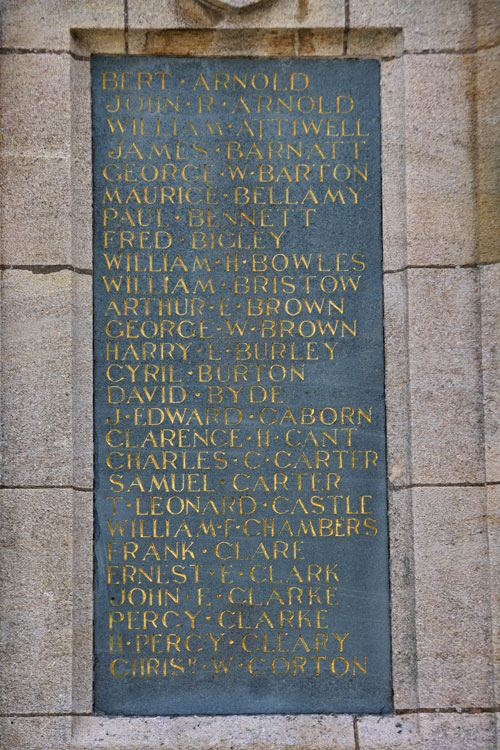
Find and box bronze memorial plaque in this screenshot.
[92,56,392,715]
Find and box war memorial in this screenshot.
[0,0,499,747]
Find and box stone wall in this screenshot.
[0,0,498,747]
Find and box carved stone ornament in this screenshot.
[197,0,268,11]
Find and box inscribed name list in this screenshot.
[92,56,391,715]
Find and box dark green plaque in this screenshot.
[92,56,391,715]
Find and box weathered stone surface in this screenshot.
[385,382,412,488]
[487,485,500,709]
[296,28,344,56]
[480,263,500,482]
[299,0,346,26]
[72,274,93,489]
[128,0,343,30]
[70,267,92,712]
[407,268,484,484]
[132,26,343,56]
[71,28,126,56]
[0,717,72,750]
[346,28,403,57]
[130,28,297,55]
[413,486,493,707]
[0,157,71,265]
[72,715,355,749]
[387,489,418,709]
[0,0,123,50]
[72,489,93,713]
[382,274,408,385]
[476,0,500,46]
[127,0,223,30]
[0,489,73,713]
[357,712,496,748]
[380,58,406,271]
[477,46,500,263]
[349,0,474,51]
[0,54,70,155]
[404,55,476,266]
[0,270,72,485]
[384,272,411,488]
[357,714,419,748]
[70,58,92,271]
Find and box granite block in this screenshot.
[380,58,406,271]
[487,484,500,708]
[0,0,123,51]
[413,486,493,708]
[72,715,355,749]
[409,373,484,484]
[357,712,496,749]
[476,0,500,46]
[0,53,70,156]
[477,46,500,264]
[383,272,409,389]
[346,28,403,58]
[71,274,93,490]
[70,58,92,271]
[404,55,476,266]
[349,0,474,52]
[407,268,484,485]
[300,0,346,27]
[383,272,411,487]
[385,384,412,489]
[480,263,500,482]
[0,489,73,713]
[72,490,94,713]
[0,717,72,750]
[0,156,72,266]
[417,713,496,747]
[0,270,73,485]
[357,714,419,749]
[387,489,418,709]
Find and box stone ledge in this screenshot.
[127,27,346,56]
[357,711,496,748]
[71,714,356,749]
[0,717,72,750]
